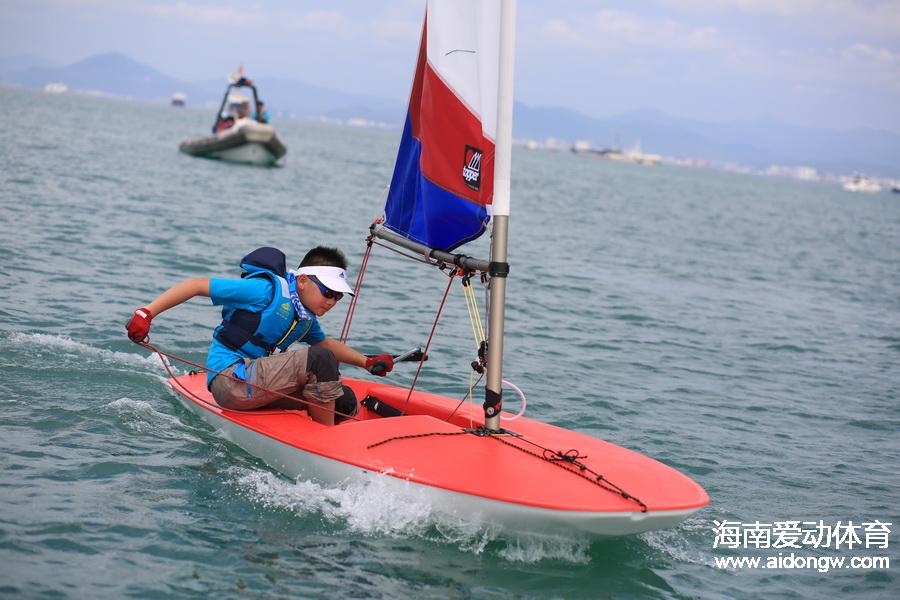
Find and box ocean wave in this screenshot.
[641,515,710,566]
[6,332,175,373]
[106,396,190,437]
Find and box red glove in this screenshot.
[126,307,153,342]
[365,354,394,377]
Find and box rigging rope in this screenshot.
[344,227,523,424]
[461,273,486,428]
[345,232,524,423]
[444,370,484,423]
[340,235,374,343]
[400,269,458,414]
[462,275,486,354]
[459,273,526,421]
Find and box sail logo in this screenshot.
[462,145,482,191]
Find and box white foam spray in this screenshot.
[7,332,166,371]
[227,466,592,563]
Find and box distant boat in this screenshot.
[170,92,187,107]
[892,185,900,194]
[572,140,660,166]
[842,173,882,194]
[178,69,286,166]
[43,82,68,94]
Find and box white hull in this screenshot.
[209,142,280,166]
[179,119,286,166]
[843,176,882,193]
[171,387,700,537]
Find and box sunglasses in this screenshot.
[308,275,343,301]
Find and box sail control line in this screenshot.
[462,273,488,375]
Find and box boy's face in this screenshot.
[297,275,339,316]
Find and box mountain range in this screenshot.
[3,52,898,178]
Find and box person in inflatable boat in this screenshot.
[126,246,393,425]
[252,100,270,124]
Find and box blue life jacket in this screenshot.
[212,247,312,358]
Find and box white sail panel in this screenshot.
[426,0,501,142]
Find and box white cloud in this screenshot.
[543,18,612,51]
[280,10,417,44]
[288,10,346,34]
[543,10,724,52]
[842,43,897,64]
[32,0,269,27]
[666,0,835,18]
[712,39,900,97]
[133,1,267,27]
[14,0,271,27]
[373,18,420,43]
[839,43,900,92]
[664,0,900,36]
[537,4,900,106]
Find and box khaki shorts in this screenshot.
[210,347,344,414]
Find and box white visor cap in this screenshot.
[295,266,355,296]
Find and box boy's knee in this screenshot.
[306,346,339,381]
[334,385,359,423]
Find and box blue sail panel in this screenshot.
[384,114,489,251]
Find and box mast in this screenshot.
[483,0,516,431]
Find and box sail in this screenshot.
[383,0,502,252]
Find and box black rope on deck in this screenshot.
[490,434,648,512]
[366,427,647,512]
[366,429,472,449]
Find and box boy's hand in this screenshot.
[126,308,153,342]
[365,354,394,376]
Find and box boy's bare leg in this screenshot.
[306,400,336,426]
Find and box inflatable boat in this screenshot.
[179,118,286,165]
[178,73,286,166]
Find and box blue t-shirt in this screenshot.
[205,277,325,386]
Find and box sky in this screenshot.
[2,0,899,133]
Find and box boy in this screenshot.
[126,246,393,425]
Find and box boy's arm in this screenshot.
[126,278,210,342]
[314,338,394,376]
[314,338,367,368]
[145,278,211,316]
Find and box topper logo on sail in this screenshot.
[463,145,482,191]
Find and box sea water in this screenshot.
[1,86,898,599]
